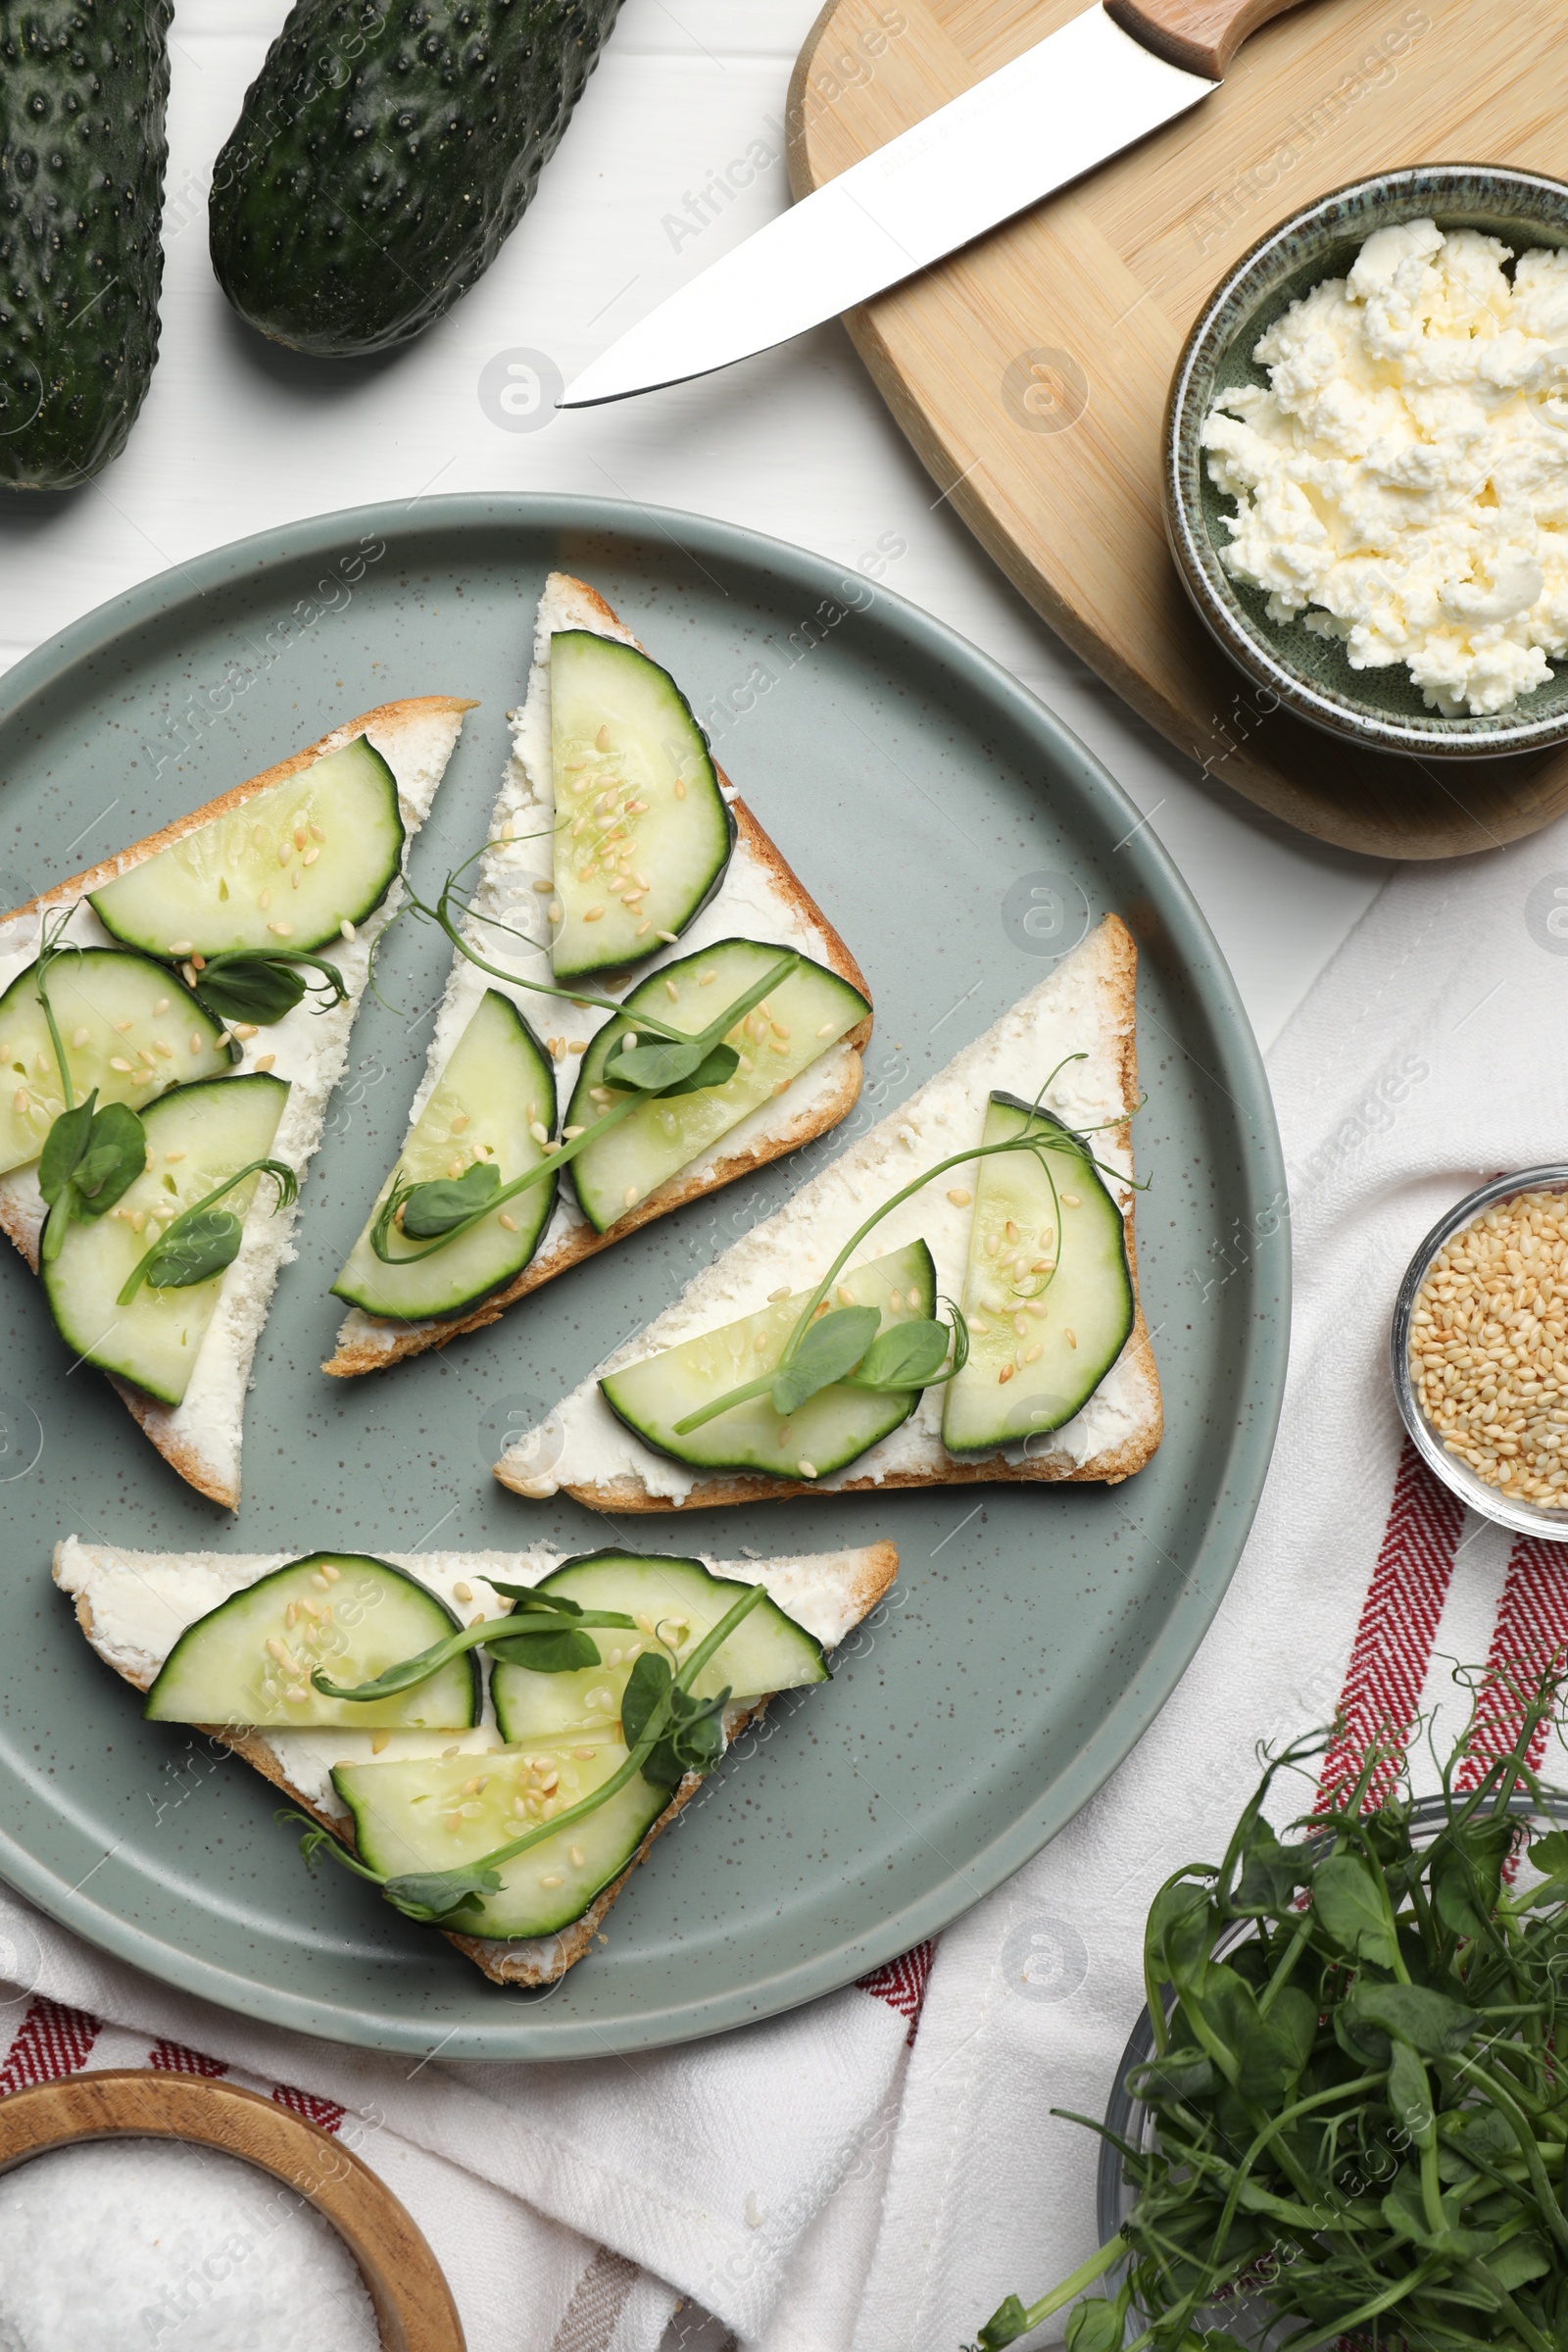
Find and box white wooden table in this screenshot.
[0,0,1387,1052]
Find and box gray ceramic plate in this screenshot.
[0,495,1286,2059]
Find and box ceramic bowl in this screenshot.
[1391,1164,1568,1542]
[1165,166,1568,760]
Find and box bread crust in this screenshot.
[0,698,474,1507]
[67,1537,900,1987]
[321,596,873,1377]
[505,914,1162,1509]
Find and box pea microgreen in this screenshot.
[191,947,349,1028]
[117,1156,298,1300]
[311,1585,640,1701]
[288,1581,766,1923]
[31,915,149,1265]
[973,1672,1568,2352]
[671,1066,1132,1436]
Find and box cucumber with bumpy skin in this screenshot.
[334,1740,664,1941]
[0,948,228,1175]
[600,1241,935,1483]
[331,991,558,1321]
[491,1551,825,1744]
[941,1093,1134,1453]
[40,1072,288,1405]
[565,940,869,1233]
[91,737,404,959]
[146,1553,479,1730]
[550,632,733,984]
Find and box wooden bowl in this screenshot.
[0,2069,464,2351]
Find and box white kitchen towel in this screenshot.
[822,818,1568,2352]
[0,1894,918,2351]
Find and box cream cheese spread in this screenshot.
[1203,220,1568,716]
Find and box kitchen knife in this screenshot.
[562,0,1314,409]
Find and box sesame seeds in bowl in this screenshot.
[1392,1167,1568,1539]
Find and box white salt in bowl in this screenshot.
[0,2071,463,2351]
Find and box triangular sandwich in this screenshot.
[495,914,1160,1510]
[55,1532,899,1986]
[0,699,471,1504]
[325,574,871,1372]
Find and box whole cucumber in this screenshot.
[0,2,172,488]
[210,0,624,359]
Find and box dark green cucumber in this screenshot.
[941,1092,1134,1453]
[209,0,624,358]
[600,1240,935,1483]
[0,947,229,1175]
[334,1739,664,1940]
[146,1552,479,1730]
[550,632,733,984]
[40,1071,288,1405]
[565,939,868,1233]
[332,989,559,1321]
[91,736,404,958]
[491,1550,825,1743]
[0,3,172,486]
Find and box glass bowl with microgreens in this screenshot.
[1392,1167,1568,1544]
[973,1684,1568,2352]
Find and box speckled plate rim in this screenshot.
[1391,1163,1568,1541]
[0,493,1288,2058]
[1164,163,1568,760]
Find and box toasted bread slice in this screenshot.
[496,914,1161,1511]
[324,573,871,1376]
[54,1532,899,1986]
[0,699,472,1506]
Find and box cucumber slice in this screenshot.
[146,1552,479,1730]
[0,948,228,1176]
[491,1550,826,1744]
[600,1240,935,1482]
[90,736,405,958]
[331,990,559,1321]
[941,1092,1134,1453]
[333,1740,666,1940]
[40,1072,289,1406]
[550,631,733,984]
[565,939,869,1233]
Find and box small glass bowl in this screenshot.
[1391,1165,1568,1543]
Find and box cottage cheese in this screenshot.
[1202,220,1568,716]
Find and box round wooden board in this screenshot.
[0,2070,464,2350]
[787,0,1568,859]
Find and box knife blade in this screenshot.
[562,4,1222,410]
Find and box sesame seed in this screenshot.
[657,930,678,943]
[341,919,356,942]
[451,1111,470,1132]
[268,921,293,938]
[836,1284,855,1305]
[453,1582,472,1603]
[700,971,717,987]
[999,1365,1015,1384]
[233,1023,259,1040]
[1024,1342,1044,1363]
[772,1078,791,1095]
[1065,1328,1077,1348]
[153,998,170,1014]
[636,920,652,936]
[674,778,687,799]
[568,1041,589,1054]
[310,822,325,843]
[109,1056,132,1073]
[113,1019,133,1034]
[278,841,293,866]
[370,1731,390,1754]
[1061,1193,1081,1209]
[165,1149,185,1163]
[623,1185,640,1206]
[71,1026,89,1049]
[664,978,679,1002]
[573,1747,595,1760]
[529,1121,549,1145]
[948,1188,972,1206]
[168,941,193,956]
[499,1212,518,1232]
[769,1286,790,1301]
[10,1091,24,1115]
[540,1873,564,1887]
[798,1459,818,1479]
[570,1846,585,1868]
[255,1053,276,1071]
[583,906,605,922]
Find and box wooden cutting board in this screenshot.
[787,0,1568,859]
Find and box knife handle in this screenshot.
[1104,0,1312,79]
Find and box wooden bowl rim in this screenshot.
[0,2069,464,2351]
